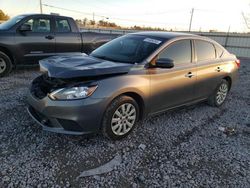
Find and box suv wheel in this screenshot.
[208,79,229,107]
[0,52,12,77]
[102,95,139,140]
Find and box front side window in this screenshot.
[55,18,71,32]
[0,15,25,30]
[195,40,216,61]
[90,35,166,64]
[158,40,192,65]
[24,18,51,32]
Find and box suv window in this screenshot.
[24,18,51,32]
[56,18,71,32]
[195,40,216,61]
[158,40,192,65]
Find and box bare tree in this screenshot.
[83,18,88,27]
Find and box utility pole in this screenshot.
[39,0,43,14]
[92,12,95,28]
[189,8,194,32]
[225,25,230,48]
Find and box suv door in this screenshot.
[194,40,223,99]
[54,17,82,54]
[149,39,196,113]
[15,16,55,64]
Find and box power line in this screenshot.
[138,9,190,16]
[42,4,93,16]
[42,4,108,19]
[73,0,112,13]
[42,3,187,25]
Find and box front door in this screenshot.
[15,16,55,64]
[149,39,197,113]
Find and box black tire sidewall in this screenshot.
[0,52,12,77]
[102,96,139,140]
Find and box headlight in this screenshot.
[49,85,98,100]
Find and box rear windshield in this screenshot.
[0,15,25,30]
[90,35,166,64]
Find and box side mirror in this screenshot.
[155,58,174,68]
[19,24,31,32]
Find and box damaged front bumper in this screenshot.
[27,106,87,135]
[27,91,107,135]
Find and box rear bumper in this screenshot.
[27,91,108,135]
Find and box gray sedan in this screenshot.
[27,32,239,140]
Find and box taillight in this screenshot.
[235,59,240,68]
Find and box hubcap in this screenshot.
[0,58,6,74]
[111,103,137,136]
[216,83,228,105]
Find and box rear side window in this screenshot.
[195,40,216,61]
[159,40,192,65]
[214,44,224,58]
[55,18,71,32]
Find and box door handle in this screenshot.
[216,67,223,72]
[45,35,54,40]
[185,72,195,78]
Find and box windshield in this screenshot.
[0,15,25,30]
[90,35,166,64]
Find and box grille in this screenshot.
[57,119,84,131]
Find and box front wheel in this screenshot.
[208,79,229,107]
[0,52,13,77]
[102,95,139,140]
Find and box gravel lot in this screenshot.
[0,59,249,188]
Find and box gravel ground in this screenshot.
[0,59,249,188]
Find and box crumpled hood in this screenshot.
[39,54,133,79]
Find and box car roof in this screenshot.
[18,13,71,19]
[131,31,199,39]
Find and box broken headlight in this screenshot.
[49,85,98,100]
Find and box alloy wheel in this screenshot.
[0,58,6,74]
[111,103,137,136]
[216,83,228,105]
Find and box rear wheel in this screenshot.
[0,52,12,77]
[208,79,229,107]
[102,95,139,140]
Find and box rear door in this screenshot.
[15,15,55,64]
[149,39,197,113]
[54,17,82,54]
[194,40,224,99]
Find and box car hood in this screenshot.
[39,55,133,79]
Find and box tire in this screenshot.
[102,95,139,140]
[0,51,13,77]
[208,79,229,107]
